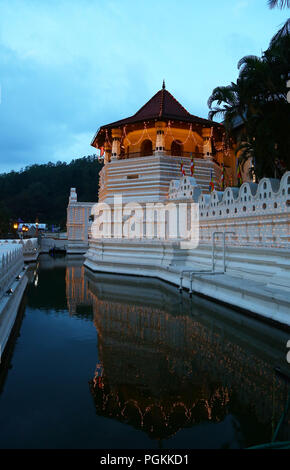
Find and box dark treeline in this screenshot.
[0,155,103,234]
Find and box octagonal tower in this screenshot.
[91,83,225,203]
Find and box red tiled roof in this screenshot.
[92,86,222,146]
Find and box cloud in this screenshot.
[233,0,249,15]
[0,0,284,173]
[0,1,151,172]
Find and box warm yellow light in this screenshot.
[13,223,18,230]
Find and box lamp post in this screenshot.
[13,222,18,238]
[21,225,28,239]
[35,218,39,237]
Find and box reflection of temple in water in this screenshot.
[65,266,289,444]
[65,265,93,315]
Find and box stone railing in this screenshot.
[198,171,290,248]
[22,238,39,255]
[0,238,39,258]
[0,244,24,299]
[89,172,290,250]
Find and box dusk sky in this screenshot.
[0,0,288,174]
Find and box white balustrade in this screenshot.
[0,244,24,299]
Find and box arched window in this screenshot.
[171,140,183,156]
[140,140,152,157]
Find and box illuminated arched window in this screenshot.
[171,140,183,156]
[140,139,152,157]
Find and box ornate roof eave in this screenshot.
[101,113,222,129]
[91,86,224,148]
[91,115,223,148]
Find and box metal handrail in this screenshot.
[179,231,236,295]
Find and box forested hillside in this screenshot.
[0,155,103,234]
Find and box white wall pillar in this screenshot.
[202,128,213,160]
[155,121,166,154]
[111,128,122,160]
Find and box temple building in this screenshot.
[91,82,232,203]
[66,84,290,328]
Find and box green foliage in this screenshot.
[0,201,10,236]
[0,155,103,228]
[208,30,290,180]
[268,0,290,9]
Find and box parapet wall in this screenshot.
[68,172,290,251]
[0,242,27,356]
[0,244,23,299]
[0,238,39,261]
[198,171,290,248]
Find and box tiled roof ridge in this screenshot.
[132,90,162,118]
[164,89,191,117]
[159,87,164,117]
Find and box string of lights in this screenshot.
[166,122,200,146]
[121,121,202,148]
[123,125,150,146]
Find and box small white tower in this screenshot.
[69,188,77,204]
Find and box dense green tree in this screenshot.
[268,0,290,45]
[207,81,248,130]
[208,29,290,180]
[0,155,103,229]
[0,201,10,236]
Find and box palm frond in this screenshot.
[268,0,290,9]
[237,55,260,70]
[270,18,290,45]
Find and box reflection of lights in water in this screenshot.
[76,272,288,442]
[92,362,104,389]
[34,274,39,287]
[89,371,233,440]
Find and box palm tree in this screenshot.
[207,81,247,131]
[270,18,290,43]
[268,0,290,42]
[268,0,290,8]
[208,30,290,180]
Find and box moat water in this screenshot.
[0,255,289,449]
